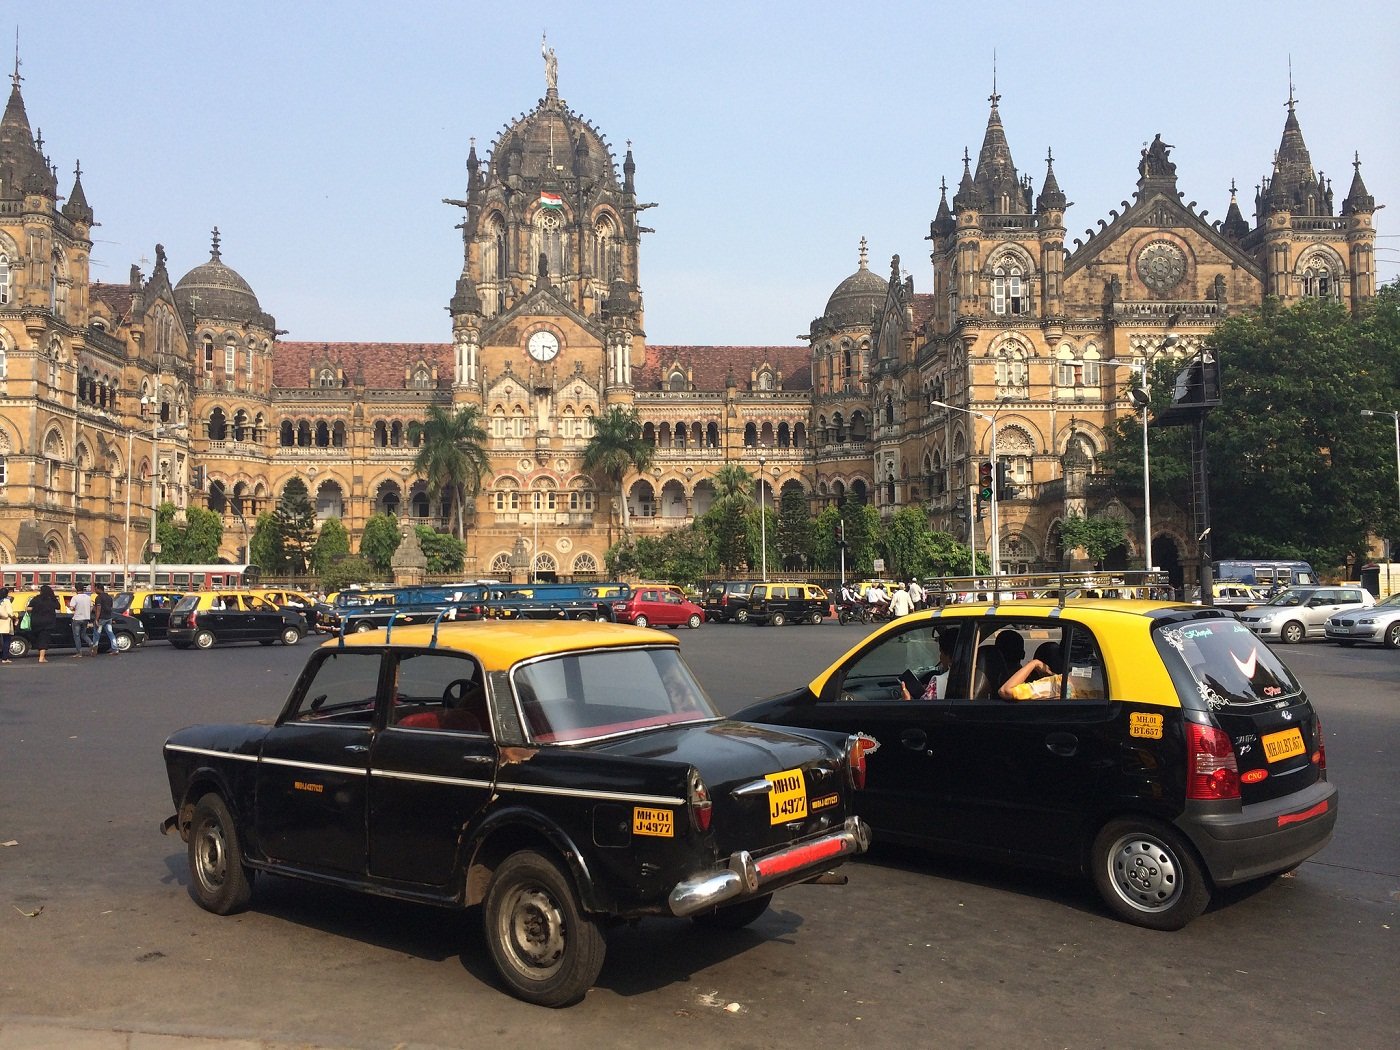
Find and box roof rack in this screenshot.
[927,570,1172,609]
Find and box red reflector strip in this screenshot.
[1277,799,1330,828]
[754,836,846,880]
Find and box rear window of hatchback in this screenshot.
[1154,618,1303,709]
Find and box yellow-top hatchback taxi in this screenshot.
[737,580,1337,930]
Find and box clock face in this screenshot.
[527,330,560,361]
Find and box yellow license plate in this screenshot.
[1261,727,1305,763]
[766,767,808,825]
[632,806,673,837]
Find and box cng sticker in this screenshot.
[1129,712,1164,740]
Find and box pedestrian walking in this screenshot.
[0,586,13,664]
[29,584,61,664]
[889,582,914,618]
[93,582,118,654]
[69,584,95,657]
[908,577,926,610]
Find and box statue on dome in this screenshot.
[542,34,558,93]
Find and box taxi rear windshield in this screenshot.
[1154,619,1302,708]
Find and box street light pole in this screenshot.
[1109,330,1178,573]
[757,454,767,581]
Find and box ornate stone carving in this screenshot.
[1136,241,1186,294]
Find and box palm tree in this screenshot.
[582,406,654,538]
[412,405,491,541]
[712,463,753,505]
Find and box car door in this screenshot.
[933,620,1117,865]
[144,592,181,638]
[660,590,686,625]
[243,594,282,641]
[368,649,495,886]
[254,647,383,874]
[203,594,244,642]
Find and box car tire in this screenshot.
[1092,817,1210,931]
[187,793,254,916]
[355,621,376,633]
[8,635,30,658]
[484,849,606,1008]
[770,611,785,627]
[691,893,773,930]
[193,630,216,650]
[280,626,302,646]
[809,611,823,625]
[1385,622,1400,649]
[733,608,749,624]
[633,614,649,628]
[114,631,136,653]
[686,613,702,629]
[1280,620,1305,644]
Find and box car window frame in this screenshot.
[280,647,390,728]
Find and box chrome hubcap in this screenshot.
[1109,835,1181,911]
[506,888,566,972]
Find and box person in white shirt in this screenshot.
[69,585,95,656]
[908,578,926,609]
[888,583,914,617]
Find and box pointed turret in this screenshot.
[1036,148,1066,214]
[63,159,93,223]
[952,148,975,211]
[930,177,954,237]
[1341,153,1375,215]
[1263,97,1329,216]
[969,88,1027,215]
[0,62,56,198]
[623,144,635,195]
[1220,179,1250,240]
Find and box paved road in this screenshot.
[1,622,1396,1049]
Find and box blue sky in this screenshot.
[20,1,1400,346]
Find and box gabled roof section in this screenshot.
[480,281,599,344]
[636,345,811,393]
[273,342,453,390]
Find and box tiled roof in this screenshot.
[639,345,812,392]
[273,341,452,389]
[911,293,936,331]
[88,283,135,325]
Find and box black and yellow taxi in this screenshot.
[166,591,307,649]
[7,590,148,657]
[247,588,317,614]
[747,581,830,626]
[736,572,1336,930]
[113,589,187,640]
[160,620,869,1006]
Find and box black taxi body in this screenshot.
[114,589,186,640]
[747,582,829,626]
[7,590,148,657]
[160,620,869,1007]
[166,591,307,649]
[736,591,1336,930]
[338,585,490,633]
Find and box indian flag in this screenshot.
[539,191,564,209]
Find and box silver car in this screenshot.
[1237,586,1375,644]
[1325,592,1400,648]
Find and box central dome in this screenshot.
[823,245,885,327]
[175,231,266,325]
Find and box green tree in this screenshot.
[249,511,283,574]
[412,405,491,541]
[582,407,654,535]
[320,554,377,592]
[154,503,224,563]
[1103,293,1400,570]
[359,513,402,572]
[1061,513,1128,569]
[878,506,933,579]
[415,525,466,575]
[310,517,350,573]
[840,496,880,574]
[775,486,814,570]
[274,478,317,573]
[700,495,752,574]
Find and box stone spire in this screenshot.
[63,158,93,223]
[1036,148,1066,213]
[1220,179,1250,239]
[1341,152,1375,215]
[969,83,1027,215]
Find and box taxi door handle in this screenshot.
[344,744,369,753]
[1045,732,1078,757]
[900,728,928,751]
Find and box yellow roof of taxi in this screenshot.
[319,618,677,668]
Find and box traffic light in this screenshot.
[977,461,994,502]
[835,519,847,546]
[996,459,1010,500]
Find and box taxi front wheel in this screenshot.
[484,850,606,1007]
[1092,817,1210,931]
[188,793,254,915]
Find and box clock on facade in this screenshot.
[527,330,560,361]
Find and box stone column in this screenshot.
[391,525,428,586]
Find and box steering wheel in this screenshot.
[442,678,476,707]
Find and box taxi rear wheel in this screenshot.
[691,893,772,930]
[188,793,254,915]
[1092,817,1210,931]
[193,630,216,650]
[8,635,30,658]
[484,850,605,1007]
[114,631,136,653]
[733,608,749,624]
[280,626,302,646]
[770,611,786,627]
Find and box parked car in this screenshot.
[736,596,1336,930]
[160,620,869,1006]
[113,589,186,640]
[1198,582,1267,612]
[7,590,148,658]
[611,586,705,628]
[166,591,307,649]
[1325,591,1400,648]
[1237,585,1374,644]
[747,582,829,626]
[702,580,755,623]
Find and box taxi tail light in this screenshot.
[687,769,713,833]
[1312,714,1327,775]
[844,734,868,791]
[1186,722,1240,801]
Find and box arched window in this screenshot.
[232,410,249,442]
[991,262,1026,316]
[316,481,344,520]
[279,421,294,446]
[390,421,403,447]
[593,214,618,279]
[208,407,227,441]
[995,342,1029,397]
[743,423,757,447]
[668,369,687,391]
[202,335,215,372]
[757,370,773,391]
[224,336,237,375]
[406,422,422,448]
[0,252,9,304]
[332,420,347,447]
[1300,256,1339,300]
[411,367,432,389]
[0,341,7,381]
[297,420,312,447]
[373,421,388,447]
[572,552,599,576]
[318,368,338,387]
[376,481,401,517]
[706,422,719,448]
[534,209,566,280]
[314,421,330,447]
[884,394,895,426]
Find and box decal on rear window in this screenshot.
[1157,621,1302,708]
